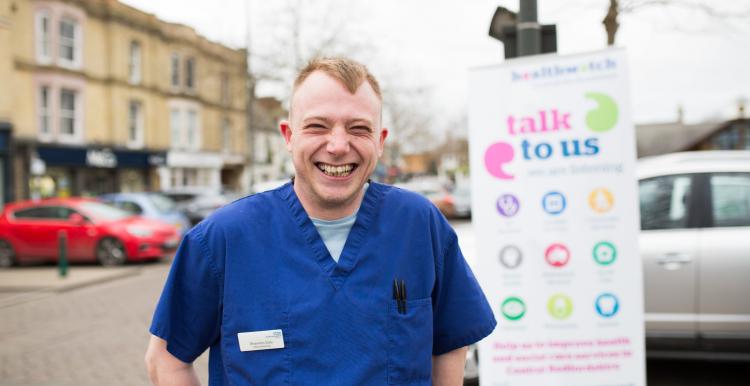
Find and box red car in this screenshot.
[0,198,180,267]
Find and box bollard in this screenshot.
[58,231,68,278]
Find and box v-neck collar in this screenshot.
[280,181,383,290]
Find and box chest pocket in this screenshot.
[386,297,433,384]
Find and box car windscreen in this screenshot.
[78,201,132,221]
[148,193,177,213]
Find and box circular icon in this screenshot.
[595,293,620,318]
[542,191,566,215]
[593,241,617,266]
[496,194,520,217]
[588,188,614,213]
[501,296,526,321]
[499,245,523,269]
[544,243,570,267]
[547,294,573,320]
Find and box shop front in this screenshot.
[30,145,166,198]
[160,150,223,192]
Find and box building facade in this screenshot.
[0,0,248,202]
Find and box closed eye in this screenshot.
[350,126,373,133]
[303,123,328,130]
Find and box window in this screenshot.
[59,18,78,66]
[221,73,229,105]
[60,89,77,136]
[187,109,197,148]
[13,206,74,220]
[128,100,143,147]
[35,11,51,63]
[744,126,750,150]
[222,118,231,153]
[115,201,143,215]
[639,175,692,230]
[710,173,750,227]
[39,86,51,135]
[129,41,141,84]
[14,206,55,219]
[170,108,181,147]
[171,54,180,88]
[712,128,740,150]
[185,57,195,90]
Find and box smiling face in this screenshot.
[280,71,388,219]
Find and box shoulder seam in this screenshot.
[193,224,223,286]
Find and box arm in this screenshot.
[145,335,201,386]
[432,345,469,386]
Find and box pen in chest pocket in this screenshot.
[392,278,408,314]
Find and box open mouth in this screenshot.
[316,162,357,177]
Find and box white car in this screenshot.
[638,151,750,359]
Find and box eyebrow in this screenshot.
[301,116,375,127]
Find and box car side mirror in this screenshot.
[68,213,86,225]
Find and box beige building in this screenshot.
[0,0,248,201]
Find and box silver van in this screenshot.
[638,151,750,359]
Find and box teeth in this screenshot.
[318,163,354,177]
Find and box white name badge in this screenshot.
[237,329,285,352]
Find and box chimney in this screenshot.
[738,97,747,119]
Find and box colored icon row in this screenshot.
[500,293,620,321]
[496,188,615,217]
[499,241,617,269]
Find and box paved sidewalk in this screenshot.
[0,266,141,308]
[0,264,208,386]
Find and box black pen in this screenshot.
[400,280,407,313]
[393,279,402,314]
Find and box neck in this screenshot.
[293,183,366,221]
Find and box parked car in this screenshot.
[162,188,242,226]
[99,192,191,237]
[0,198,180,267]
[395,178,458,218]
[638,150,750,358]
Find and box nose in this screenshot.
[326,127,350,155]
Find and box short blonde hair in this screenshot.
[293,57,382,100]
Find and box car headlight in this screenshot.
[126,226,153,237]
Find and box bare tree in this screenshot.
[603,0,750,45]
[250,0,374,100]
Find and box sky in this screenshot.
[121,0,750,131]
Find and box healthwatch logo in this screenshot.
[484,92,618,180]
[511,58,617,83]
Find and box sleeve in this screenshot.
[432,232,497,355]
[149,223,223,363]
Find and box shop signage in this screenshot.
[86,148,117,168]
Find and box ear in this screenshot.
[377,127,388,157]
[279,120,293,152]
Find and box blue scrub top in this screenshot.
[150,182,496,385]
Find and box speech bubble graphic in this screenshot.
[501,296,527,321]
[484,141,515,180]
[585,92,618,133]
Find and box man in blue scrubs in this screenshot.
[145,57,496,385]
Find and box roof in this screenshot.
[637,150,750,179]
[635,121,720,158]
[4,197,100,209]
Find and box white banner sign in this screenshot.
[469,48,645,386]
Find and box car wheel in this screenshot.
[0,240,15,268]
[96,238,127,266]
